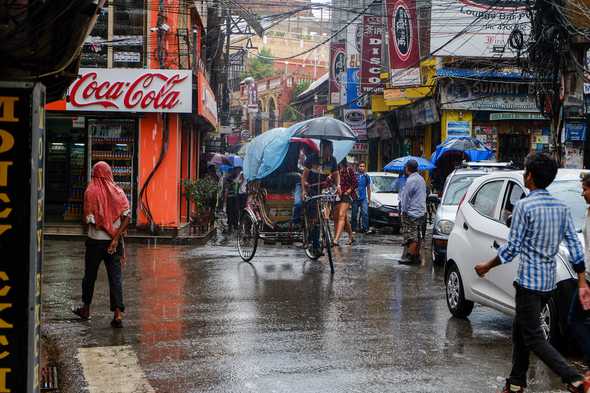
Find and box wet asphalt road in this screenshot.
[42,232,576,393]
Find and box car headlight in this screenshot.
[436,220,454,235]
[370,199,382,208]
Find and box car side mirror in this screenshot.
[427,193,440,206]
[506,214,513,228]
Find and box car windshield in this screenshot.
[372,175,399,193]
[443,174,479,205]
[547,180,586,232]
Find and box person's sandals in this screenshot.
[71,306,90,321]
[501,383,524,393]
[111,309,124,328]
[347,238,355,245]
[566,380,590,393]
[110,318,123,328]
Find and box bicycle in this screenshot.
[302,188,338,274]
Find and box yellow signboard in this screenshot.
[383,86,431,106]
[371,95,390,113]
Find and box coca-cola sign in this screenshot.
[66,68,192,113]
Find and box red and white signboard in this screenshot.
[66,68,192,113]
[329,42,346,105]
[385,0,421,87]
[360,15,385,101]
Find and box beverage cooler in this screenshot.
[45,116,137,224]
[88,118,136,219]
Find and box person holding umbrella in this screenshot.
[302,139,340,254]
[223,166,241,232]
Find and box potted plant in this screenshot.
[182,177,219,233]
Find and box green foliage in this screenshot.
[242,48,276,80]
[282,81,312,122]
[282,106,301,122]
[182,177,218,212]
[294,80,312,97]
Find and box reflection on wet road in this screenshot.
[43,235,571,392]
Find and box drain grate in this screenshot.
[40,366,58,391]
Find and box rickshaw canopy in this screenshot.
[243,126,355,182]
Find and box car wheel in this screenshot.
[540,298,563,349]
[446,263,474,318]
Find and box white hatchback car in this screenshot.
[446,169,589,344]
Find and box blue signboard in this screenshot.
[447,121,471,137]
[565,122,587,141]
[346,68,360,109]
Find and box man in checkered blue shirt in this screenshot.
[476,153,590,393]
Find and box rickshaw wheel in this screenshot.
[237,210,258,262]
[322,220,334,274]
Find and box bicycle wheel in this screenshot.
[322,218,335,274]
[237,210,258,262]
[302,205,321,260]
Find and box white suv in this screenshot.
[445,169,588,344]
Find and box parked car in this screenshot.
[445,169,589,345]
[367,172,401,231]
[432,162,513,265]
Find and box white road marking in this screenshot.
[77,345,155,393]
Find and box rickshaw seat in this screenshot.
[260,172,301,194]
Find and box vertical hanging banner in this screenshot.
[360,15,385,106]
[247,80,258,114]
[346,23,362,109]
[346,68,361,109]
[346,23,362,69]
[385,0,421,86]
[0,82,45,392]
[329,42,346,105]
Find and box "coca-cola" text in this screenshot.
[69,72,189,111]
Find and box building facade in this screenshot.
[45,1,218,233]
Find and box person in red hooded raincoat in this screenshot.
[72,161,130,328]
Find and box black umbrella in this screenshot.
[288,117,358,141]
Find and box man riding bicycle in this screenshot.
[301,139,340,255]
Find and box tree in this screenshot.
[282,80,312,122]
[242,48,276,80]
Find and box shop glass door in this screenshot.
[45,117,88,223]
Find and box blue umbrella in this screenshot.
[227,155,243,168]
[431,136,493,165]
[219,164,233,173]
[384,156,435,172]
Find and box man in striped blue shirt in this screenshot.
[475,153,590,393]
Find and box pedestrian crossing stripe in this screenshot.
[77,345,154,393]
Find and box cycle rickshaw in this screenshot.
[236,118,358,274]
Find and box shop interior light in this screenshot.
[74,143,85,146]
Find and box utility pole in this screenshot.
[222,8,231,126]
